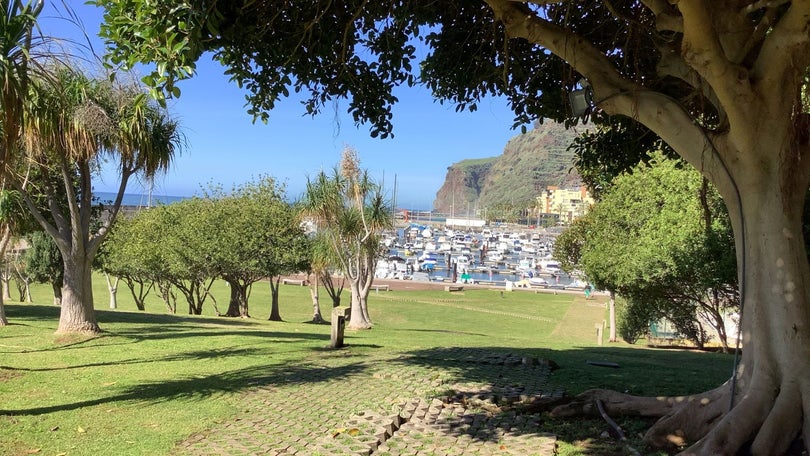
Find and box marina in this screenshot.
[377,223,589,291]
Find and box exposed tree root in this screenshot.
[596,399,626,440]
[550,382,808,455]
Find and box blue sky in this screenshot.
[40,2,524,210]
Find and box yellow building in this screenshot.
[537,186,594,224]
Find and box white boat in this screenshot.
[521,243,537,254]
[539,259,561,273]
[517,258,535,272]
[486,251,505,262]
[528,277,548,287]
[568,278,589,289]
[419,252,438,263]
[453,255,471,270]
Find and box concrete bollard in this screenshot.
[330,306,351,349]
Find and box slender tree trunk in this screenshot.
[51,283,62,307]
[0,226,10,326]
[699,294,729,353]
[123,277,151,311]
[308,272,325,323]
[104,273,119,309]
[2,267,10,302]
[608,291,616,342]
[321,271,344,307]
[1,264,10,303]
[57,251,100,334]
[356,255,374,325]
[158,281,176,314]
[0,287,6,326]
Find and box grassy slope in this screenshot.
[0,279,733,455]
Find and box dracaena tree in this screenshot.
[13,65,183,333]
[300,148,392,330]
[94,1,810,452]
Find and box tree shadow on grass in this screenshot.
[4,303,268,328]
[0,360,370,417]
[2,304,330,353]
[383,345,735,456]
[0,346,268,372]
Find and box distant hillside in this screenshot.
[433,121,582,213]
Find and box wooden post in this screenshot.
[595,323,604,346]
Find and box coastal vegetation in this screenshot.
[0,0,803,452]
[91,1,810,451]
[0,5,183,334]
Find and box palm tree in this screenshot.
[301,147,392,330]
[12,66,183,333]
[0,0,46,327]
[1,0,44,163]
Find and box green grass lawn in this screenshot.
[0,278,734,455]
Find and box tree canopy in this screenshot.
[101,178,309,317]
[93,1,810,453]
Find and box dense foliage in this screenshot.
[555,155,738,350]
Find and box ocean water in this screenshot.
[94,191,187,207]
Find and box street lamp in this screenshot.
[568,79,594,116]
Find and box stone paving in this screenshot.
[174,348,562,456]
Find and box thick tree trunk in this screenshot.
[347,280,372,329]
[681,171,810,455]
[57,252,100,334]
[268,277,282,321]
[224,279,250,317]
[554,155,810,455]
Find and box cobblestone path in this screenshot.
[174,348,562,456]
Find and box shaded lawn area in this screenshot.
[0,284,732,456]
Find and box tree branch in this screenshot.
[640,0,683,32]
[485,1,737,199]
[677,1,752,129]
[752,1,810,114]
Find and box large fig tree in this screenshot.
[94,1,810,453]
